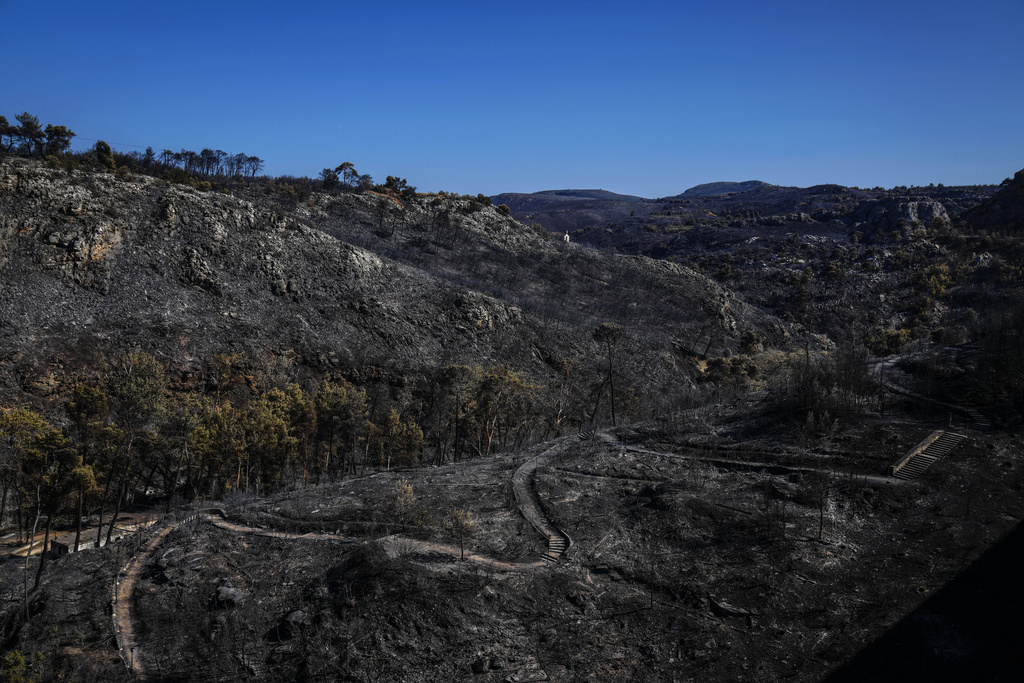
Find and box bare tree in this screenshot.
[592,323,624,425]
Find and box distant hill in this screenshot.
[531,189,648,202]
[675,180,773,198]
[488,189,657,232]
[489,189,651,215]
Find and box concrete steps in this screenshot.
[513,439,573,565]
[542,535,567,562]
[965,408,992,431]
[891,430,966,481]
[894,453,940,480]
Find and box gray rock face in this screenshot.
[0,157,791,399]
[850,196,950,240]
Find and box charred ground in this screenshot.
[1,153,1022,682]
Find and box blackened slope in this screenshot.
[0,158,795,399]
[961,168,1024,232]
[826,519,1024,683]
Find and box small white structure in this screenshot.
[563,231,570,243]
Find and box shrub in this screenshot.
[865,327,912,356]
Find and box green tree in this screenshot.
[473,366,535,455]
[94,140,115,172]
[335,161,359,189]
[191,397,245,496]
[0,115,17,153]
[259,384,315,487]
[314,379,368,481]
[388,477,416,531]
[319,167,339,189]
[103,352,167,544]
[435,365,483,463]
[0,408,81,593]
[368,408,424,470]
[66,385,114,551]
[244,395,292,492]
[14,112,43,156]
[382,175,413,196]
[1,649,44,683]
[42,124,75,156]
[159,393,207,501]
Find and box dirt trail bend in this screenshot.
[111,525,174,681]
[111,434,579,680]
[204,512,545,572]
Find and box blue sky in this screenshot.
[2,0,1021,196]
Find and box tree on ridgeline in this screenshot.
[0,115,15,153]
[320,167,339,189]
[335,161,360,190]
[245,155,265,177]
[42,124,75,157]
[14,112,44,157]
[94,140,115,172]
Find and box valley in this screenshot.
[0,149,1022,682]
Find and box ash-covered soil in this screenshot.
[66,400,1024,682]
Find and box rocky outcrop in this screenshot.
[0,158,791,399]
[849,196,950,241]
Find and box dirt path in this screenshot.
[111,435,579,679]
[620,442,900,487]
[111,525,174,681]
[206,514,545,572]
[1,513,159,561]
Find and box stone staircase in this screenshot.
[541,535,568,563]
[965,408,992,431]
[891,430,966,481]
[512,439,573,565]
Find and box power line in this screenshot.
[74,136,152,151]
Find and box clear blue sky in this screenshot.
[2,0,1021,196]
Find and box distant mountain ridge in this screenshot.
[675,180,774,197]
[532,189,648,202]
[492,182,776,204]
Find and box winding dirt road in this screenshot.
[111,433,579,679]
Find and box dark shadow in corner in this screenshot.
[826,518,1024,683]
